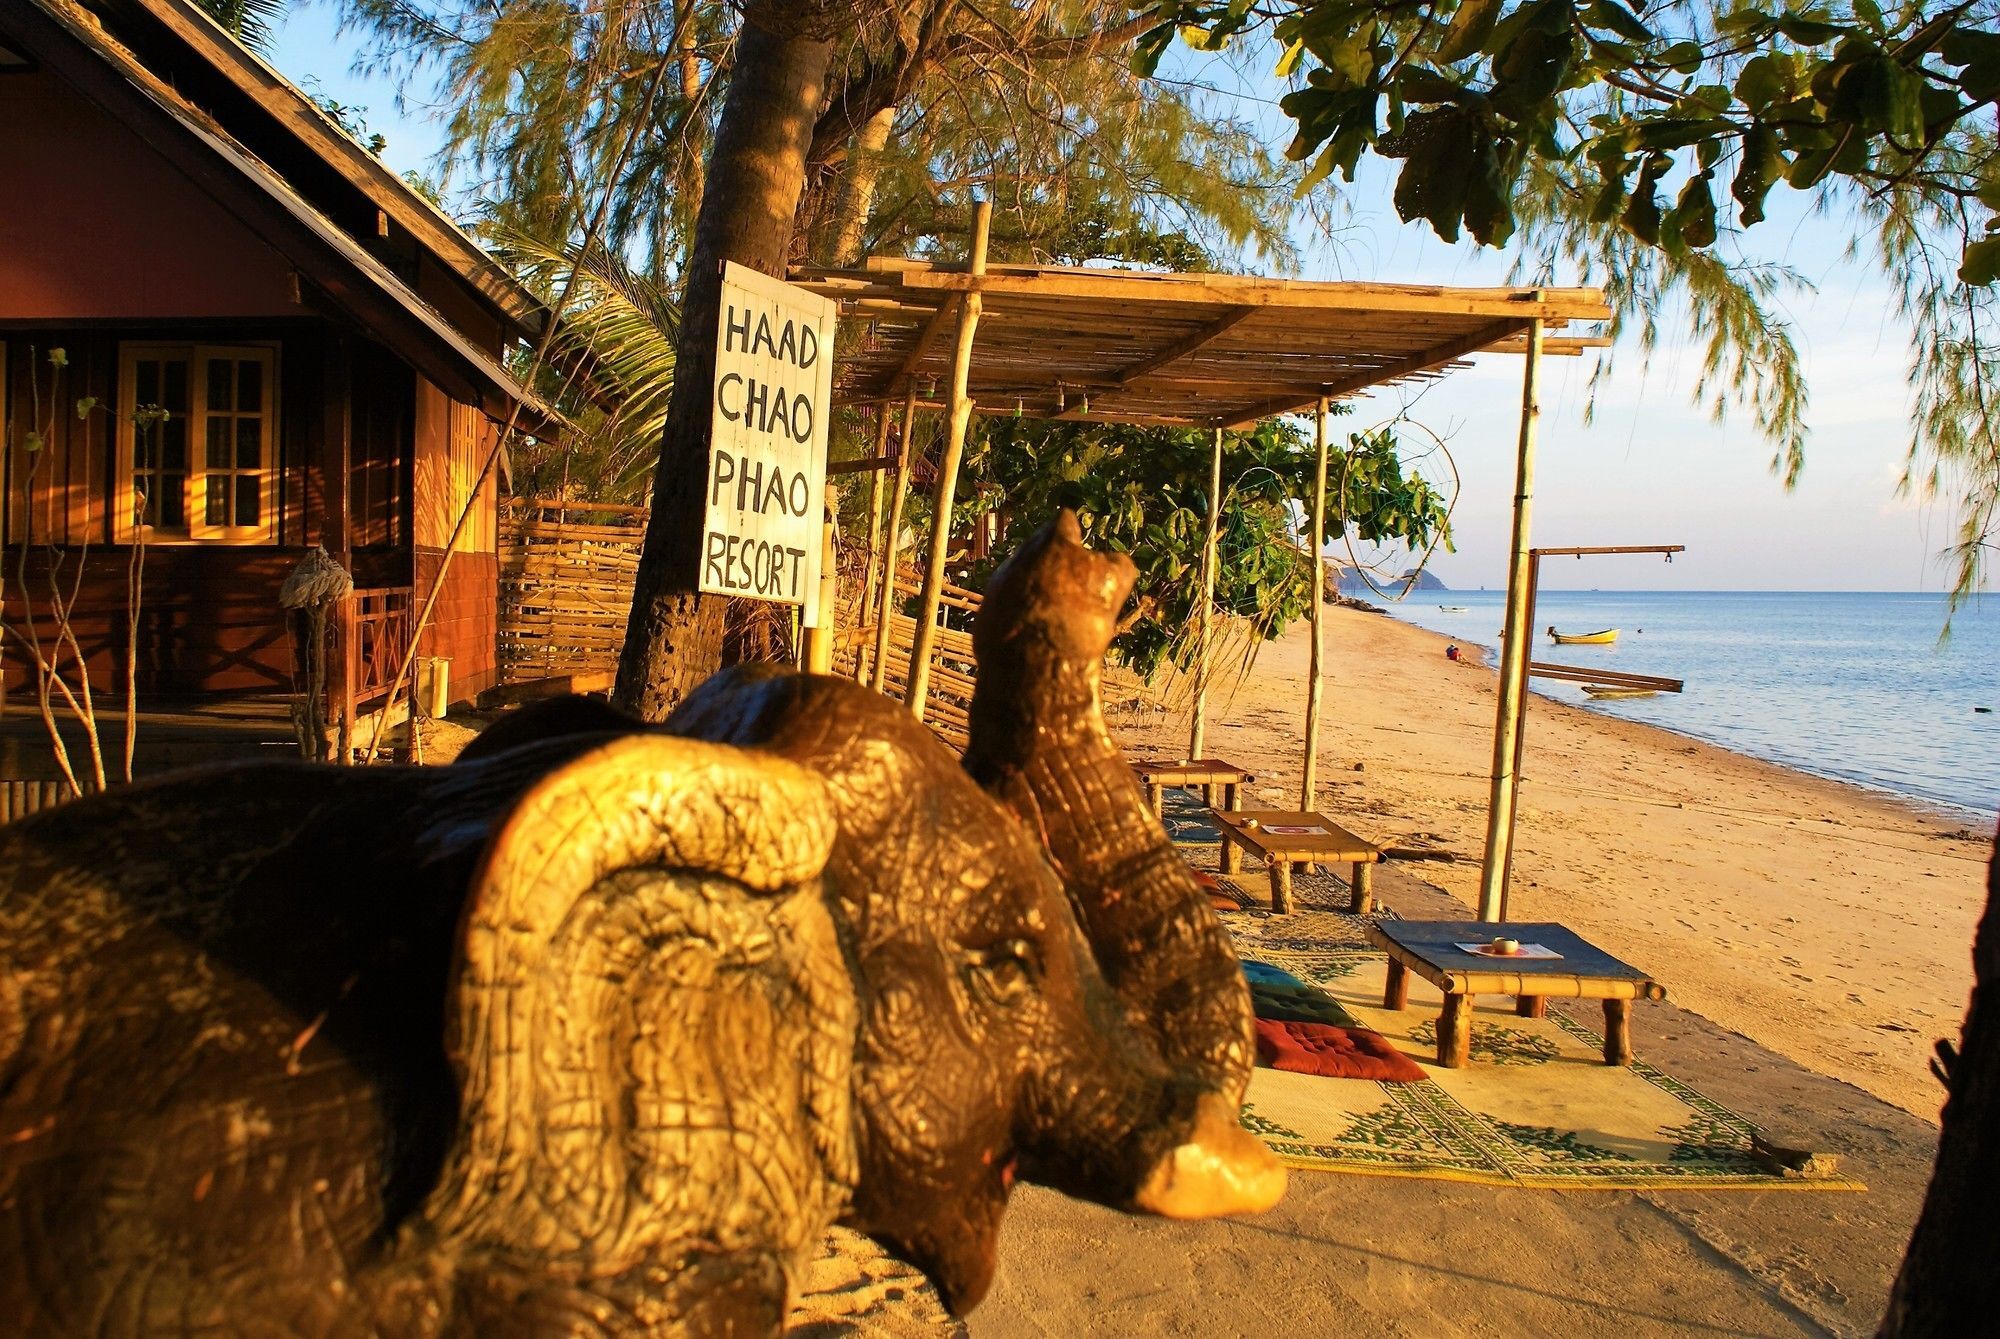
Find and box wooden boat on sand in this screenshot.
[1582,684,1656,699]
[1548,626,1619,645]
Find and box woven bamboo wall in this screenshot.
[500,501,981,751]
[498,501,647,685]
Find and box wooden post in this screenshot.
[322,333,354,763]
[1270,860,1294,915]
[802,511,838,673]
[855,408,891,685]
[1438,993,1473,1068]
[1300,395,1330,810]
[1189,425,1224,762]
[1478,318,1543,922]
[1383,959,1410,1011]
[1499,547,1545,919]
[906,199,991,721]
[1602,997,1633,1066]
[872,384,919,692]
[1349,861,1372,915]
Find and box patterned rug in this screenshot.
[1154,779,1858,1189]
[1226,933,1863,1191]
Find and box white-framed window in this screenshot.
[116,343,278,543]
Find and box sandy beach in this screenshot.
[1109,604,1994,1122]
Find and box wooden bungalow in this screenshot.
[0,0,549,748]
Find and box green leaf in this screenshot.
[1131,23,1178,76]
[1786,142,1837,188]
[1819,44,1926,145]
[1179,24,1229,52]
[24,430,43,453]
[1384,106,1482,243]
[1438,0,1505,62]
[1275,39,1305,79]
[1716,8,1774,36]
[1735,54,1794,113]
[1492,7,1578,120]
[1399,66,1469,104]
[1941,27,2000,101]
[1464,137,1519,245]
[1732,124,1782,224]
[1960,236,2000,287]
[1635,117,1736,151]
[1583,0,1653,43]
[1673,173,1719,248]
[74,396,98,419]
[1658,41,1706,75]
[1919,84,1964,133]
[1620,154,1670,243]
[1774,14,1843,44]
[1589,173,1628,223]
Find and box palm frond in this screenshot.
[486,223,679,505]
[195,0,286,55]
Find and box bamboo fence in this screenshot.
[500,498,981,749]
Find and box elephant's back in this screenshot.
[0,763,474,1328]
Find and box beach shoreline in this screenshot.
[1110,604,1995,1121]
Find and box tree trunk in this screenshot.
[1879,821,2000,1334]
[613,14,833,720]
[825,105,897,266]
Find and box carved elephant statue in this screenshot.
[0,517,1281,1335]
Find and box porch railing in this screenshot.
[346,586,413,707]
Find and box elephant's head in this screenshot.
[398,734,862,1332]
[668,671,1282,1312]
[0,735,865,1336]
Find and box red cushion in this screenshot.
[1254,1018,1426,1083]
[1190,868,1239,911]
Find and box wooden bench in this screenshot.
[1365,920,1666,1068]
[1132,758,1256,816]
[1212,809,1383,915]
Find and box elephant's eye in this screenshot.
[965,938,1038,1006]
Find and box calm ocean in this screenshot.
[1378,589,1999,820]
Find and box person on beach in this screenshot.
[1446,643,1462,662]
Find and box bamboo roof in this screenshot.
[790,260,1612,431]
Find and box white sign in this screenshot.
[701,261,836,624]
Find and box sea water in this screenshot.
[1379,589,1999,820]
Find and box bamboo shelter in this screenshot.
[791,216,1611,914]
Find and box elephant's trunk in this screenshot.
[964,512,1259,1102]
[1015,922,1283,1222]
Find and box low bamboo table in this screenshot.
[1212,810,1382,915]
[1365,920,1666,1068]
[1133,758,1257,816]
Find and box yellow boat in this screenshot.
[1548,626,1619,645]
[1582,684,1656,699]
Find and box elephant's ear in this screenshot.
[414,735,858,1325]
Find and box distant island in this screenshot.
[1335,565,1449,594]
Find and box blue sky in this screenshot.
[269,3,1976,593]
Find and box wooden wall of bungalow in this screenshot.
[0,61,501,704]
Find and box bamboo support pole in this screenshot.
[1498,548,1544,917]
[906,199,991,721]
[804,512,838,673]
[1300,396,1329,810]
[1189,426,1224,761]
[1478,318,1543,922]
[873,384,920,692]
[855,408,892,684]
